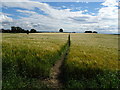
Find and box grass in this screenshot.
[2,33,119,89]
[63,34,119,88]
[2,33,68,89]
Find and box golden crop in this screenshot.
[66,33,119,71]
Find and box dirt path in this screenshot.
[43,47,69,88]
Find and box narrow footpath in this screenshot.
[43,34,71,89]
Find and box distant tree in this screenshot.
[11,26,26,33]
[26,30,29,34]
[30,29,37,33]
[16,27,23,33]
[11,26,16,33]
[0,29,2,33]
[59,28,63,32]
[72,32,76,33]
[21,29,26,33]
[84,31,92,33]
[6,29,11,33]
[2,26,33,33]
[1,29,4,33]
[1,29,11,33]
[93,31,98,33]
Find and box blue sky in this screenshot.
[0,0,118,34]
[2,2,102,18]
[46,2,103,15]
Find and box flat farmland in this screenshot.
[2,33,119,89]
[63,34,119,88]
[2,33,68,89]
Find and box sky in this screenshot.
[0,0,119,34]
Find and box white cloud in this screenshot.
[1,0,119,33]
[16,10,37,15]
[97,0,118,33]
[62,6,66,8]
[0,12,13,22]
[1,0,30,2]
[1,0,86,19]
[91,13,95,15]
[2,0,94,30]
[101,0,118,7]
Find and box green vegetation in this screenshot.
[2,33,68,89]
[2,33,119,89]
[63,34,119,88]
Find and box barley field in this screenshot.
[2,33,119,89]
[63,33,119,88]
[2,33,68,89]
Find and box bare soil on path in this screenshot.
[43,48,69,89]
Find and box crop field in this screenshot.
[2,33,119,89]
[2,33,68,89]
[63,34,119,88]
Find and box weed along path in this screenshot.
[43,34,71,88]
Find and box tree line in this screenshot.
[0,27,98,34]
[0,26,37,33]
[84,31,97,33]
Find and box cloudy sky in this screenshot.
[0,0,119,34]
